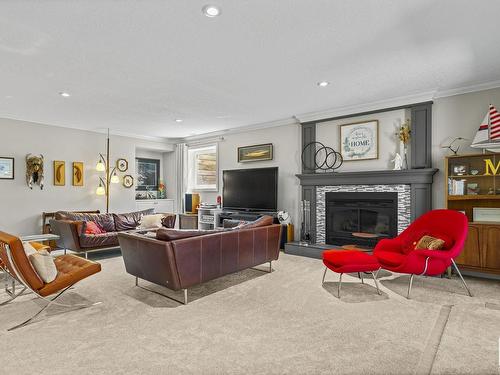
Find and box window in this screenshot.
[187,144,218,191]
[136,158,160,191]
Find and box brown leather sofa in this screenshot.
[51,209,176,258]
[118,222,282,304]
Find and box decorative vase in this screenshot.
[403,145,409,170]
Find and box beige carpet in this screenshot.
[1,252,500,375]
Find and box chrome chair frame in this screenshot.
[322,267,382,299]
[1,243,101,331]
[406,257,473,299]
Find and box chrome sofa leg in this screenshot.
[360,272,364,284]
[407,274,414,299]
[322,267,327,284]
[372,269,382,295]
[338,273,343,298]
[85,252,88,259]
[135,278,188,305]
[451,259,473,297]
[269,261,272,273]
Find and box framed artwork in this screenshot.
[53,161,65,186]
[72,162,84,186]
[135,158,159,191]
[116,158,128,172]
[123,174,134,188]
[0,157,14,180]
[238,143,273,163]
[340,120,379,161]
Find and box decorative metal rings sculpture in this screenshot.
[301,141,343,172]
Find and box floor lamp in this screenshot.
[95,129,120,213]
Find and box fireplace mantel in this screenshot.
[296,168,438,186]
[295,168,439,247]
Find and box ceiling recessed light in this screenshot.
[202,5,221,17]
[175,119,183,123]
[59,92,71,97]
[317,81,329,87]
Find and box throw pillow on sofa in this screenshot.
[139,214,166,229]
[85,221,106,235]
[28,249,58,283]
[113,208,155,231]
[22,241,38,256]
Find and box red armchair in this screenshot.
[373,209,472,298]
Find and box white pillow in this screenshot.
[22,241,38,256]
[139,214,165,229]
[28,249,58,283]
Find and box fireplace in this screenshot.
[326,192,398,247]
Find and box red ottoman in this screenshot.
[322,250,381,298]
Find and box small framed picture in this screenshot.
[238,143,273,163]
[340,120,379,161]
[0,157,14,180]
[452,164,467,176]
[116,158,128,172]
[54,161,66,186]
[123,174,134,188]
[72,162,84,186]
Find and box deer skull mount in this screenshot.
[26,154,44,190]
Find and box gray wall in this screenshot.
[316,109,410,171]
[193,87,500,236]
[197,123,302,235]
[0,117,173,235]
[3,86,499,236]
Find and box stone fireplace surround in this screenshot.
[296,168,438,247]
[316,184,411,244]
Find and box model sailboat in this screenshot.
[470,104,500,150]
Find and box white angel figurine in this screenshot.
[392,153,403,170]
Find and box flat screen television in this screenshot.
[222,167,278,211]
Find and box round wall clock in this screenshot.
[123,174,134,188]
[116,158,128,172]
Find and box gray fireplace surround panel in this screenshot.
[297,168,438,244]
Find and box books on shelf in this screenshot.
[448,178,465,195]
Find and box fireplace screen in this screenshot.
[326,192,398,246]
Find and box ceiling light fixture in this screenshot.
[202,5,221,17]
[317,81,329,87]
[59,92,71,97]
[175,119,183,123]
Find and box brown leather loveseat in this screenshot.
[51,209,176,258]
[118,216,281,304]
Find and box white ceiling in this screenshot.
[1,0,500,139]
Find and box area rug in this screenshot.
[1,253,499,374]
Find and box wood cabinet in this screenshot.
[456,224,481,268]
[455,223,500,274]
[446,153,500,275]
[483,225,500,271]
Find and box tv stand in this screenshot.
[218,210,278,226]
